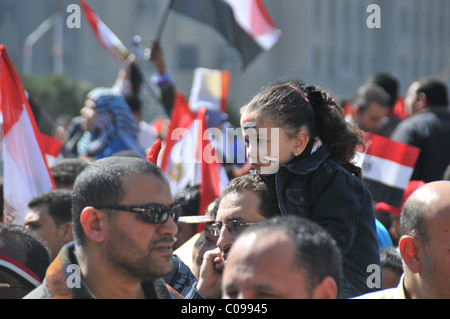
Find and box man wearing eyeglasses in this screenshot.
[190,174,281,299]
[24,156,181,299]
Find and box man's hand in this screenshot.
[196,247,225,299]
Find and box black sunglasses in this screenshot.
[209,219,256,237]
[94,203,181,224]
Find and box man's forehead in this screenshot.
[217,192,261,219]
[231,232,295,266]
[122,173,173,204]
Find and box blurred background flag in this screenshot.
[170,0,281,68]
[78,0,129,62]
[355,132,420,208]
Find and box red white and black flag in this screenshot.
[170,0,281,68]
[78,0,129,61]
[355,132,420,208]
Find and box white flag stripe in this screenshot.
[97,21,128,58]
[224,0,281,50]
[356,152,414,189]
[0,259,41,287]
[166,121,198,196]
[254,32,280,50]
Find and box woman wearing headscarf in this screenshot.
[77,87,145,160]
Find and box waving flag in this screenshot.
[78,0,129,61]
[146,138,162,165]
[160,93,228,215]
[354,132,420,207]
[160,92,196,190]
[0,45,55,225]
[170,0,281,68]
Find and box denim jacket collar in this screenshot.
[284,144,332,175]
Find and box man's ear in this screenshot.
[292,131,309,156]
[312,276,338,299]
[80,207,106,243]
[398,235,422,274]
[58,221,73,243]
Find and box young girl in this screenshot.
[240,82,380,298]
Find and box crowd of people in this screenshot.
[1,39,450,300]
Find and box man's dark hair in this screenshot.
[366,72,399,107]
[0,224,51,281]
[71,156,167,245]
[28,189,73,226]
[242,215,343,298]
[50,158,88,189]
[416,77,449,107]
[352,83,391,113]
[174,185,201,216]
[380,247,403,276]
[219,173,280,218]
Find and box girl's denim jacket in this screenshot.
[274,145,381,297]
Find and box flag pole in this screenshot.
[143,0,173,60]
[155,0,174,41]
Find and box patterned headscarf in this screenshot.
[77,87,144,158]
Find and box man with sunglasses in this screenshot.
[25,156,181,299]
[189,173,281,299]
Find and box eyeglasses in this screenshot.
[94,203,181,224]
[209,219,256,237]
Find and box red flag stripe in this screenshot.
[39,132,63,157]
[78,0,101,38]
[146,138,162,164]
[363,132,420,168]
[220,71,230,113]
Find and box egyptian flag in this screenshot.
[159,91,197,195]
[78,0,129,61]
[0,45,55,225]
[160,93,228,216]
[170,0,281,68]
[355,132,420,208]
